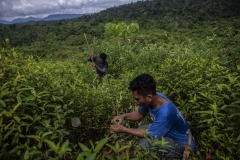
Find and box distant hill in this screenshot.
[0,14,89,24]
[83,0,240,23]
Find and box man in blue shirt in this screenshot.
[87,52,108,80]
[111,73,195,158]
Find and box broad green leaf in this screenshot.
[103,155,115,160]
[44,139,58,153]
[42,131,53,138]
[78,152,92,157]
[0,89,10,98]
[1,110,12,117]
[4,128,15,141]
[237,135,240,141]
[229,113,240,118]
[17,87,34,92]
[0,99,6,108]
[26,135,41,140]
[78,142,90,152]
[24,149,29,160]
[94,137,108,153]
[119,146,129,152]
[90,141,94,151]
[61,140,70,150]
[12,102,22,113]
[13,116,21,123]
[194,111,213,115]
[106,144,117,153]
[76,154,85,160]
[4,121,14,130]
[86,153,96,160]
[22,114,33,121]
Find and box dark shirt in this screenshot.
[92,56,108,78]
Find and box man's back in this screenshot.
[140,92,195,149]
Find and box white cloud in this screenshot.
[0,0,141,21]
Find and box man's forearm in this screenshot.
[87,54,93,62]
[122,127,147,138]
[124,111,145,121]
[95,65,104,73]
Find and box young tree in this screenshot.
[104,22,139,41]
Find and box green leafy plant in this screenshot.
[77,137,109,160]
[104,22,139,41]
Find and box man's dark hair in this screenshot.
[129,74,156,96]
[100,53,107,61]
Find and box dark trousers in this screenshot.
[139,124,185,159]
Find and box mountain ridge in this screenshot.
[0,14,89,24]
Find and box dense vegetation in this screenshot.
[0,0,240,159]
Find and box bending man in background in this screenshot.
[87,52,108,80]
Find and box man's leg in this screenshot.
[138,124,184,159]
[138,124,151,148]
[162,137,185,159]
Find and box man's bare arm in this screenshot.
[124,110,147,121]
[94,64,105,73]
[111,110,147,124]
[110,124,147,138]
[87,52,93,62]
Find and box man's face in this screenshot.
[132,91,152,106]
[99,58,104,64]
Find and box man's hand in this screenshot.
[110,124,126,133]
[87,52,93,62]
[110,124,147,138]
[93,63,96,68]
[111,115,125,124]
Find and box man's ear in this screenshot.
[146,94,153,102]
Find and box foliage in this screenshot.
[104,22,139,41]
[87,0,240,26]
[0,0,240,159]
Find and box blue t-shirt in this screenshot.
[93,56,108,78]
[139,92,195,149]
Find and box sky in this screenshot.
[0,0,142,21]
